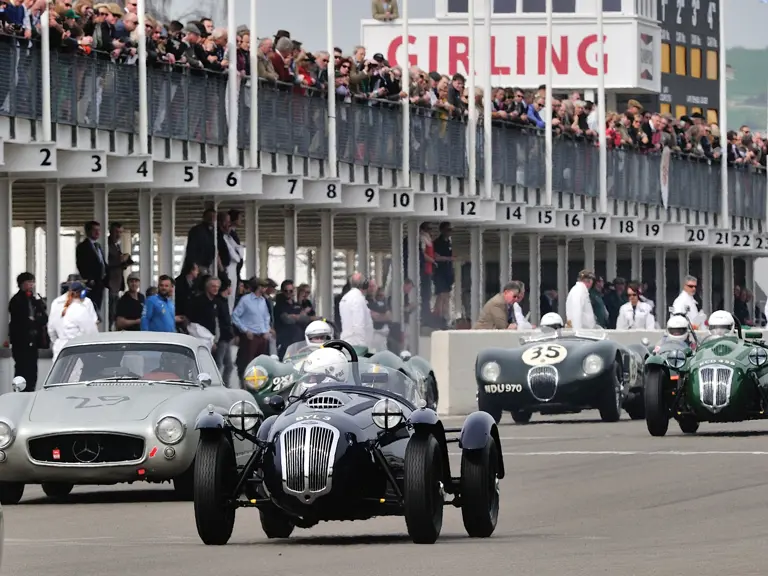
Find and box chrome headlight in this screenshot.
[0,421,13,450]
[665,349,686,369]
[749,347,768,367]
[481,361,501,383]
[155,416,185,445]
[372,398,404,429]
[244,365,270,391]
[582,354,604,376]
[227,400,261,432]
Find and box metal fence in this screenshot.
[0,39,764,219]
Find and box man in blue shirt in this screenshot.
[232,277,272,382]
[141,275,179,332]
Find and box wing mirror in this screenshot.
[399,350,412,361]
[11,376,26,392]
[641,338,650,346]
[267,395,286,413]
[197,373,212,387]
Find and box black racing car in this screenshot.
[476,327,649,423]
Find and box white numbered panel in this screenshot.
[496,203,527,225]
[730,232,754,251]
[414,193,448,217]
[709,230,731,249]
[337,184,380,211]
[447,197,484,221]
[5,142,58,173]
[527,207,556,229]
[585,214,611,235]
[639,221,664,241]
[685,226,709,245]
[199,166,243,193]
[611,217,639,239]
[262,174,304,201]
[302,179,343,205]
[378,189,415,214]
[153,161,199,188]
[557,210,584,232]
[755,235,768,252]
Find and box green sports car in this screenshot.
[242,341,439,417]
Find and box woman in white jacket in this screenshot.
[48,282,99,361]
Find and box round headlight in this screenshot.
[0,421,13,450]
[244,365,270,391]
[155,416,185,445]
[666,349,686,369]
[582,354,604,376]
[227,400,261,432]
[749,347,768,367]
[481,361,501,383]
[372,398,404,429]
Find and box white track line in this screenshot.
[449,450,768,456]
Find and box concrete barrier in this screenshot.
[430,329,768,416]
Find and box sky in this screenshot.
[165,0,768,53]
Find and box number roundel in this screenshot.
[521,344,568,366]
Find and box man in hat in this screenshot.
[9,272,47,390]
[115,272,145,331]
[565,270,597,330]
[232,277,273,383]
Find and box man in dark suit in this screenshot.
[184,209,217,276]
[106,222,132,328]
[76,220,107,318]
[8,272,47,390]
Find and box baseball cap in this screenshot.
[184,21,205,36]
[64,9,79,19]
[70,281,86,293]
[127,272,140,281]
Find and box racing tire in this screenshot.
[403,433,444,544]
[624,396,646,420]
[459,437,500,538]
[259,505,295,538]
[477,395,502,424]
[427,372,439,410]
[0,482,24,505]
[598,363,622,423]
[194,434,237,545]
[41,482,73,499]
[510,410,532,424]
[644,369,669,437]
[678,417,699,434]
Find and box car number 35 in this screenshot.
[521,344,568,366]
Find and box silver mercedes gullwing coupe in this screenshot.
[0,332,257,504]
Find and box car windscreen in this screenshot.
[520,326,606,344]
[291,362,423,405]
[46,343,200,386]
[283,342,320,360]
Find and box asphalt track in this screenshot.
[4,412,768,576]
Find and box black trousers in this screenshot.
[12,344,38,391]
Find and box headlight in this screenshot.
[582,354,604,376]
[665,349,686,369]
[0,421,13,450]
[155,416,185,445]
[749,347,768,367]
[227,400,261,432]
[481,361,501,383]
[244,365,270,391]
[372,398,404,430]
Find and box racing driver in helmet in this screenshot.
[298,347,349,384]
[655,314,696,352]
[706,310,736,338]
[540,312,565,331]
[305,319,334,346]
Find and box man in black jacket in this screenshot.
[214,279,235,386]
[75,220,107,318]
[184,209,217,275]
[8,273,47,390]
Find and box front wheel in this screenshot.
[510,410,532,424]
[460,437,500,538]
[477,394,502,424]
[644,369,670,437]
[598,363,623,422]
[403,433,444,544]
[624,395,646,420]
[194,434,237,545]
[678,417,699,434]
[41,482,73,499]
[259,504,295,538]
[0,482,24,505]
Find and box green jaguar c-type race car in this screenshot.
[644,311,768,436]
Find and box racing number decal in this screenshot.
[67,396,130,409]
[521,344,568,366]
[271,374,294,391]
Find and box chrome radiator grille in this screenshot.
[698,365,733,412]
[280,421,340,502]
[306,395,345,410]
[527,366,558,402]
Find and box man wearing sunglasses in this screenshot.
[616,282,656,330]
[671,275,702,327]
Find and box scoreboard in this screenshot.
[657,0,720,124]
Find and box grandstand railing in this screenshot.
[0,40,763,219]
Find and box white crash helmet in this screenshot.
[666,315,690,341]
[540,312,564,330]
[305,320,333,346]
[300,348,348,382]
[707,310,735,337]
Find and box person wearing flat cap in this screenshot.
[115,272,145,331]
[565,270,597,330]
[232,277,273,383]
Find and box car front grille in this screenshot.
[280,421,340,502]
[306,395,345,410]
[28,433,145,464]
[527,366,558,402]
[698,365,733,412]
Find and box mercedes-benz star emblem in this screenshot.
[72,439,102,463]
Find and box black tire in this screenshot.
[259,505,295,538]
[41,482,73,499]
[644,369,670,437]
[678,417,699,434]
[624,396,646,420]
[510,410,532,424]
[0,482,24,505]
[460,437,500,538]
[403,433,444,544]
[598,363,622,422]
[173,463,195,501]
[194,434,237,545]
[427,373,439,410]
[478,394,502,424]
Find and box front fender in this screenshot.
[459,411,505,479]
[194,406,227,430]
[256,414,279,442]
[408,407,439,426]
[408,413,451,486]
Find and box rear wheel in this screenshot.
[403,433,444,544]
[510,410,532,424]
[598,363,622,422]
[0,482,24,505]
[644,369,670,437]
[460,437,500,538]
[194,434,237,545]
[624,395,645,420]
[41,482,73,499]
[678,417,699,434]
[259,504,295,538]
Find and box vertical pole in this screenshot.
[467,0,477,197]
[597,0,608,213]
[249,0,259,167]
[327,0,338,178]
[0,180,11,345]
[544,0,553,206]
[137,0,148,154]
[401,0,410,186]
[227,0,238,167]
[41,4,51,141]
[45,183,60,300]
[482,0,492,199]
[719,4,728,227]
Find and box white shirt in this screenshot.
[339,288,373,348]
[565,281,596,330]
[616,301,655,330]
[48,296,99,361]
[672,291,700,324]
[513,302,532,330]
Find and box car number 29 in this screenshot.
[484,384,523,393]
[521,344,568,366]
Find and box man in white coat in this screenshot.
[339,272,374,348]
[565,270,597,330]
[510,280,533,330]
[48,281,100,361]
[671,275,702,326]
[616,282,656,330]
